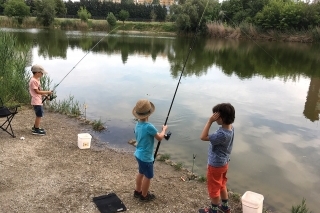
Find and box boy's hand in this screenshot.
[48,91,53,95]
[209,112,220,123]
[162,125,168,132]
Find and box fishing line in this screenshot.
[42,26,121,102]
[153,0,210,161]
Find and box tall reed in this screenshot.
[0,30,31,104]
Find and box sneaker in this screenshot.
[133,190,142,198]
[198,207,215,213]
[199,206,225,213]
[139,192,156,202]
[218,205,231,213]
[32,129,46,136]
[32,126,44,131]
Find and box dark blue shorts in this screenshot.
[33,105,44,117]
[136,157,154,179]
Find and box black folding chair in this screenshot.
[0,98,20,138]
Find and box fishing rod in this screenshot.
[42,26,121,103]
[153,0,210,162]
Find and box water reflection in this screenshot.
[304,77,320,122]
[3,28,320,212]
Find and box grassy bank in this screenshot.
[1,16,319,42]
[207,22,320,43]
[0,16,176,33]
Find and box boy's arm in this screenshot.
[154,125,168,141]
[200,113,219,141]
[34,88,53,96]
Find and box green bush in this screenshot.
[291,198,311,213]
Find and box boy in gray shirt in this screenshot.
[199,103,235,213]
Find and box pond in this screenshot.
[5,28,320,212]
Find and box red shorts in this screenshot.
[207,164,228,198]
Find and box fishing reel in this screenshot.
[48,93,57,101]
[164,131,172,140]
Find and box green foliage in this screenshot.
[173,162,183,171]
[118,9,129,24]
[77,6,91,23]
[92,119,106,131]
[0,31,30,104]
[121,0,134,4]
[4,0,30,24]
[220,0,269,25]
[158,153,171,161]
[107,12,117,27]
[150,9,157,21]
[47,95,82,117]
[54,0,66,17]
[291,198,311,213]
[197,175,207,183]
[34,0,56,27]
[170,0,216,33]
[254,0,320,31]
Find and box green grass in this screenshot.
[92,119,106,131]
[158,153,171,161]
[0,16,176,33]
[291,198,311,213]
[197,175,207,183]
[173,162,183,171]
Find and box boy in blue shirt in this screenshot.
[132,99,168,202]
[199,103,235,213]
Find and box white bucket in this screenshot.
[241,191,264,213]
[77,133,92,149]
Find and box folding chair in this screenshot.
[0,98,20,138]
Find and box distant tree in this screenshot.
[171,0,212,33]
[77,6,91,22]
[54,0,67,17]
[121,0,134,4]
[107,12,117,27]
[150,9,157,21]
[4,0,30,24]
[34,0,56,27]
[152,0,159,4]
[118,9,129,24]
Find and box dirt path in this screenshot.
[0,107,242,213]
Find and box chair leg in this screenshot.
[0,114,16,138]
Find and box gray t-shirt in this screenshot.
[208,127,234,167]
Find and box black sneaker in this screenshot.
[32,128,46,136]
[32,126,44,131]
[134,190,142,198]
[218,204,230,213]
[139,192,156,202]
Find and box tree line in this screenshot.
[1,0,320,33]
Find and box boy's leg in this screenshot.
[141,176,151,197]
[219,167,230,212]
[33,105,44,128]
[207,164,228,205]
[34,116,41,128]
[135,173,144,192]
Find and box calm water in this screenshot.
[5,28,320,212]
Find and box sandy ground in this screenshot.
[0,107,242,213]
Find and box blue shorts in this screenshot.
[136,157,154,179]
[33,105,44,117]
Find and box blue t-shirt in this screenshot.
[134,121,158,162]
[208,127,234,167]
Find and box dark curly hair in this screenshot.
[212,103,235,125]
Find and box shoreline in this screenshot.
[0,108,243,212]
